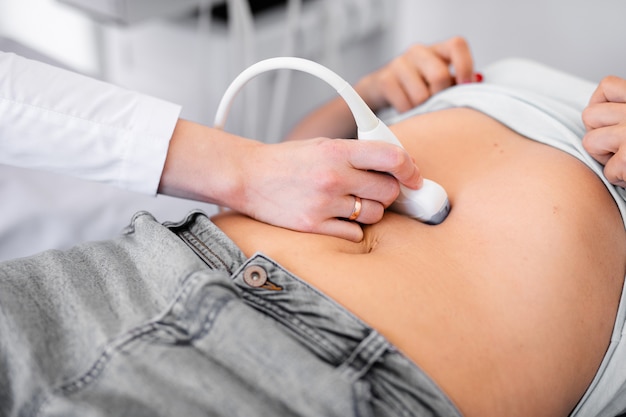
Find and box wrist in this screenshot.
[158,119,254,212]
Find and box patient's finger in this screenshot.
[393,57,432,109]
[603,149,626,188]
[380,67,419,113]
[582,102,626,130]
[589,75,626,106]
[405,46,454,95]
[582,124,626,165]
[432,36,474,84]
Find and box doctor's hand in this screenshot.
[159,120,421,242]
[237,137,422,242]
[355,36,481,114]
[582,75,626,187]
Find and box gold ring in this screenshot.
[348,196,362,221]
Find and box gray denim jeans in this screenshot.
[0,210,461,417]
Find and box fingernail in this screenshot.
[415,174,424,189]
[474,72,484,83]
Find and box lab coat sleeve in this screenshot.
[0,51,182,195]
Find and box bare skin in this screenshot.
[212,108,626,417]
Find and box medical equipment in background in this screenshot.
[56,0,314,25]
[214,57,451,224]
[57,0,200,24]
[56,0,397,141]
[215,0,394,140]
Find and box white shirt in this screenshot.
[0,50,181,195]
[391,58,626,417]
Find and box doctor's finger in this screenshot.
[346,169,401,207]
[339,195,385,224]
[431,36,475,84]
[354,199,386,224]
[316,218,364,242]
[347,141,422,189]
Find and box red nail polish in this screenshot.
[474,72,484,83]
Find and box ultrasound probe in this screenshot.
[214,57,450,224]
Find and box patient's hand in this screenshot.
[355,36,480,114]
[582,75,626,187]
[285,37,481,142]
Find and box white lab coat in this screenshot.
[0,50,181,194]
[0,51,217,262]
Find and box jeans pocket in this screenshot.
[35,269,368,417]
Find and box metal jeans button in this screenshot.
[243,265,268,288]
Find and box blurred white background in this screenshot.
[2,0,624,80]
[0,0,625,261]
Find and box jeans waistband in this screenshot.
[166,210,462,417]
[164,210,248,275]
